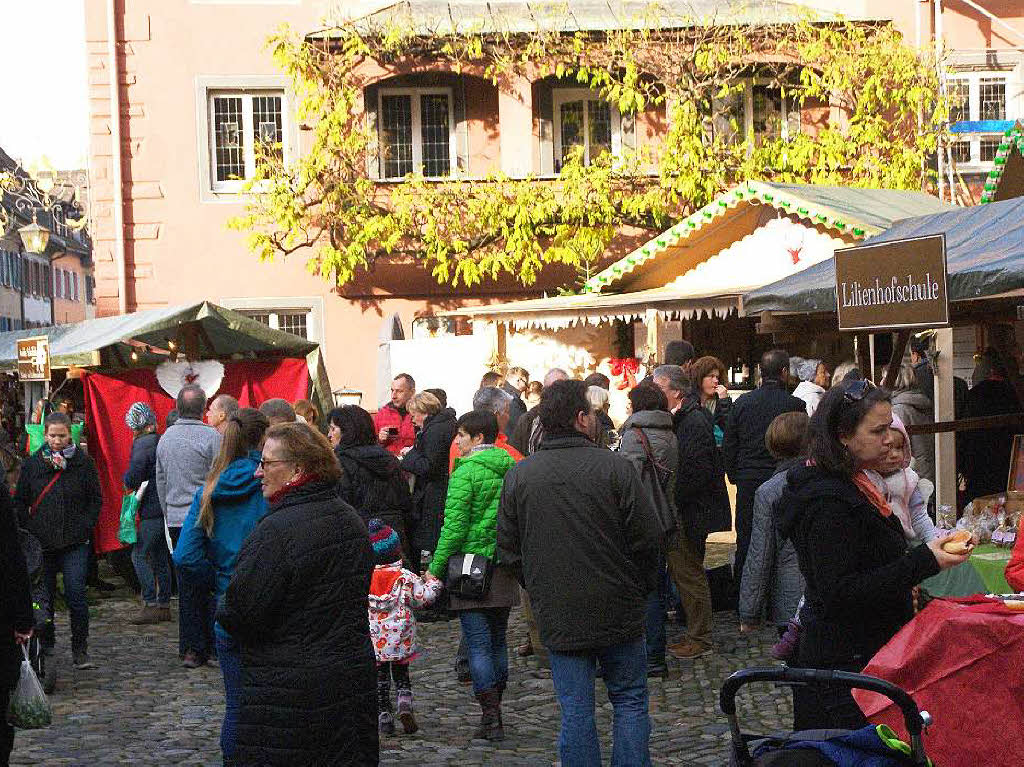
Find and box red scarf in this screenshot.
[853,470,893,518]
[269,472,320,505]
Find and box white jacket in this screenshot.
[792,381,827,417]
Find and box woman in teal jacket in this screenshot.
[428,409,517,741]
[173,408,269,764]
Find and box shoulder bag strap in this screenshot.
[29,471,62,516]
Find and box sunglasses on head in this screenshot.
[842,379,873,402]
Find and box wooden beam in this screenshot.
[856,333,871,379]
[881,330,911,390]
[905,411,1024,436]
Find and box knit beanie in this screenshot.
[125,401,157,432]
[368,518,402,565]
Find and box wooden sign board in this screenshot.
[835,234,949,332]
[17,336,51,381]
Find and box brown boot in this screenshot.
[129,606,162,625]
[155,606,173,622]
[474,689,504,741]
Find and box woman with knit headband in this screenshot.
[774,378,969,731]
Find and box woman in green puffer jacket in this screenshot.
[427,409,518,741]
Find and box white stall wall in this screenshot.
[387,335,491,416]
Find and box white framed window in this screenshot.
[238,308,311,339]
[947,72,1013,169]
[207,90,287,192]
[377,88,456,179]
[552,89,621,170]
[711,79,800,145]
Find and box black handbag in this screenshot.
[445,553,494,600]
[633,427,679,539]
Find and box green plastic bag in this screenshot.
[118,488,141,546]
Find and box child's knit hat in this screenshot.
[368,518,402,565]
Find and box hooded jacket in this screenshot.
[173,451,269,601]
[216,480,377,766]
[336,443,413,533]
[618,409,679,534]
[777,463,939,667]
[401,407,458,552]
[497,430,661,652]
[792,380,827,417]
[429,446,516,579]
[14,447,103,554]
[124,431,163,520]
[672,398,731,541]
[368,562,443,662]
[890,388,935,484]
[738,459,804,626]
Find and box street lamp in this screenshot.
[0,169,85,254]
[18,212,50,254]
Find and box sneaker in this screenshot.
[73,650,96,669]
[516,641,534,657]
[647,662,669,678]
[378,711,395,735]
[182,651,206,669]
[667,639,712,659]
[396,692,418,735]
[129,606,163,625]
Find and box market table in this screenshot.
[921,543,1012,597]
[855,596,1024,765]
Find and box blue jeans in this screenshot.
[458,608,510,695]
[549,637,652,767]
[215,626,241,761]
[644,560,669,666]
[171,527,216,659]
[42,542,90,652]
[131,517,172,606]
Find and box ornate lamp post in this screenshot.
[0,170,86,254]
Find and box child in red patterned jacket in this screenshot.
[368,518,443,736]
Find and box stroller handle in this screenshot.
[720,666,928,766]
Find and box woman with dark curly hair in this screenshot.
[778,379,970,730]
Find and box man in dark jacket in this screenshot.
[1,480,33,764]
[501,366,529,436]
[124,402,171,625]
[508,368,568,455]
[653,365,728,659]
[498,379,661,766]
[14,412,103,670]
[722,349,805,587]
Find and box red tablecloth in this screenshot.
[83,360,310,553]
[854,596,1024,765]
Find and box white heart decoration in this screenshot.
[156,359,226,401]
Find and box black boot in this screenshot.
[494,681,507,738]
[474,689,504,741]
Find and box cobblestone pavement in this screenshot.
[11,591,792,766]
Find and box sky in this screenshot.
[0,1,89,170]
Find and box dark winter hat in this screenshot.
[368,518,402,565]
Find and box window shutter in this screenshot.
[364,84,381,179]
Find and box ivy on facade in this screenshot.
[230,4,946,290]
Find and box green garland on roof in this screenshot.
[980,126,1024,204]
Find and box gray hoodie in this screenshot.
[155,418,222,528]
[618,409,679,532]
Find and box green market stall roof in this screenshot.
[0,302,333,414]
[583,181,952,294]
[743,195,1024,316]
[980,123,1024,204]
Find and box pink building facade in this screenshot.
[83,0,1024,402]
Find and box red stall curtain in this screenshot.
[82,358,310,553]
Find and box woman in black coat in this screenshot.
[1,479,33,764]
[400,392,458,555]
[329,405,415,567]
[13,412,102,668]
[778,380,968,731]
[217,423,377,766]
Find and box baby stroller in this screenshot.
[720,667,931,766]
[18,527,56,694]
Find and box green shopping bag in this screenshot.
[118,481,146,545]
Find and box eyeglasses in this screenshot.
[257,458,293,470]
[842,379,873,402]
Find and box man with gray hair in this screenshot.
[259,398,297,426]
[509,368,568,455]
[448,386,522,470]
[205,393,239,435]
[156,384,222,669]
